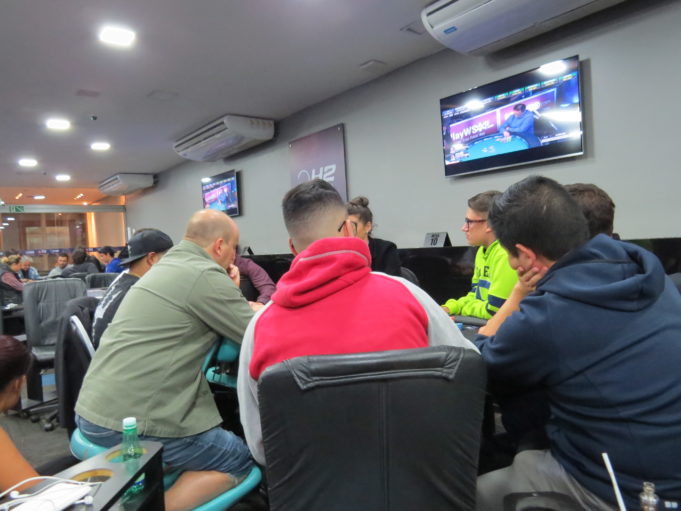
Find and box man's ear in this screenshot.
[515,243,537,267]
[288,238,298,256]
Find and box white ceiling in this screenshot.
[0,0,442,201]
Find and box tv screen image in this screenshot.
[201,169,240,217]
[440,55,583,177]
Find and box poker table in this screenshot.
[462,134,529,161]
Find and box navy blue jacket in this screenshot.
[476,235,681,508]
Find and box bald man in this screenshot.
[76,210,256,511]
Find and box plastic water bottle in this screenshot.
[640,481,659,511]
[122,417,145,497]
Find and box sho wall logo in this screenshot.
[289,124,347,200]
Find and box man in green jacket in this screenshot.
[442,191,517,320]
[76,209,257,511]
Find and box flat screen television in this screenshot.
[440,55,583,177]
[201,169,240,217]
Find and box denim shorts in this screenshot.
[75,415,253,476]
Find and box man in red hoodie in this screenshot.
[237,179,478,465]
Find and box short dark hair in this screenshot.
[564,183,615,237]
[72,248,87,265]
[468,190,501,214]
[98,246,114,256]
[0,335,31,392]
[489,176,589,260]
[57,252,69,260]
[346,196,373,225]
[513,103,527,112]
[282,179,344,238]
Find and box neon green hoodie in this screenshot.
[442,240,517,319]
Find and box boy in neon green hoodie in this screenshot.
[442,191,517,319]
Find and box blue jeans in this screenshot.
[75,415,253,476]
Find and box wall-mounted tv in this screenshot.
[201,169,240,217]
[440,55,583,177]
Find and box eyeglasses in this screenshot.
[463,217,487,228]
[337,218,358,236]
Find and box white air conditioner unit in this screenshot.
[173,114,275,162]
[421,0,626,55]
[98,173,154,196]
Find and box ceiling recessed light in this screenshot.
[6,217,15,221]
[74,193,85,200]
[45,118,71,131]
[201,177,212,183]
[2,223,8,226]
[33,195,46,200]
[82,201,89,206]
[18,158,38,167]
[90,141,111,151]
[98,25,136,48]
[55,174,71,182]
[15,193,23,200]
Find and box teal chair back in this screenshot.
[203,337,241,388]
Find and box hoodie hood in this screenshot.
[272,237,372,308]
[540,234,666,312]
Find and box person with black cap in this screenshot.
[91,228,173,348]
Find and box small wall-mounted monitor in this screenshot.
[440,55,583,177]
[201,169,240,217]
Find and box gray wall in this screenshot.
[126,0,681,252]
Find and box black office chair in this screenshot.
[399,266,420,286]
[66,272,89,282]
[240,275,259,302]
[21,278,87,430]
[54,295,99,436]
[85,272,117,289]
[259,346,486,511]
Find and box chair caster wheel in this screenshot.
[43,423,55,432]
[30,415,40,423]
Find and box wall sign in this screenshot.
[289,124,348,200]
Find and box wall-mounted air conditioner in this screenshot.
[173,114,275,162]
[98,173,154,196]
[421,0,626,55]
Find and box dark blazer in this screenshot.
[368,237,401,276]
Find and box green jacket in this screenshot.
[442,240,517,319]
[76,239,254,437]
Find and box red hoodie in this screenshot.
[248,237,430,380]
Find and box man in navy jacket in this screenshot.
[475,176,681,511]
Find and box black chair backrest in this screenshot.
[669,272,681,293]
[68,272,89,282]
[240,275,259,302]
[55,295,99,435]
[399,266,419,286]
[259,346,486,511]
[23,278,87,348]
[85,272,118,289]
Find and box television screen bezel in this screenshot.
[439,55,584,178]
[201,169,241,217]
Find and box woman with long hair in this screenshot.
[0,335,38,490]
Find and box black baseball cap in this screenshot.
[119,229,174,266]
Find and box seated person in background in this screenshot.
[237,179,478,465]
[442,191,517,319]
[0,335,39,491]
[499,103,538,144]
[47,253,69,278]
[97,245,123,273]
[234,250,276,305]
[61,248,100,278]
[76,210,256,511]
[475,176,681,511]
[346,195,401,276]
[18,256,40,281]
[564,182,616,238]
[0,256,24,306]
[91,229,173,348]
